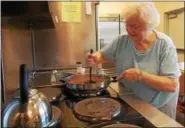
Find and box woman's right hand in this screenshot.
[86,53,98,66]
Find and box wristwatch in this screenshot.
[138,70,143,81]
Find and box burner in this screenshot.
[56,85,151,128]
[73,97,121,122]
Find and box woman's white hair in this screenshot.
[122,2,160,29]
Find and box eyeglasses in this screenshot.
[125,24,141,30]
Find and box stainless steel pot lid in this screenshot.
[37,88,61,102]
[102,123,141,127]
[12,89,38,98]
[74,97,121,121]
[12,88,61,102]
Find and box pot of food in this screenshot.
[60,73,114,96]
[59,49,115,97]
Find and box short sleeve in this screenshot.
[159,44,181,78]
[100,36,120,62]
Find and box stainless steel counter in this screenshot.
[109,82,184,127]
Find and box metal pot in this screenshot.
[60,73,114,96]
[2,64,53,128]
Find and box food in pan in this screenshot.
[68,74,106,85]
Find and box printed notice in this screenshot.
[85,2,92,15]
[62,2,81,22]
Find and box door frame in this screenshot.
[164,7,184,51]
[164,7,184,34]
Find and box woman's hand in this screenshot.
[116,68,141,81]
[86,53,99,66]
[116,68,178,92]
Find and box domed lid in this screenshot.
[12,89,38,99]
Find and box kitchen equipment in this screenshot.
[60,73,113,97]
[89,49,95,83]
[28,70,73,87]
[2,64,53,127]
[12,87,62,103]
[51,81,151,128]
[73,97,121,122]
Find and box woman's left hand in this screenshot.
[116,68,141,81]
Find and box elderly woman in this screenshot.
[87,2,181,119]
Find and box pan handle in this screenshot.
[110,76,117,82]
[59,74,73,83]
[59,78,68,83]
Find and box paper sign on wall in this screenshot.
[86,2,92,15]
[62,2,81,22]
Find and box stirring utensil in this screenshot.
[89,49,95,83]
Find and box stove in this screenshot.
[51,85,154,128]
[27,70,183,128]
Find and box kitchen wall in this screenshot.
[33,29,58,68]
[1,24,33,100]
[48,2,97,66]
[154,2,184,62]
[2,2,97,102]
[154,2,184,32]
[98,2,126,16]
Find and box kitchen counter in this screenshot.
[109,82,184,127]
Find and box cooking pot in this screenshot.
[60,73,115,96]
[2,64,61,127]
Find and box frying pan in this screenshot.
[60,73,115,96]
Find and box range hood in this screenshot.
[1,1,54,29]
[2,1,97,67]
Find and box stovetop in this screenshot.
[51,86,154,128]
[26,71,183,128]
